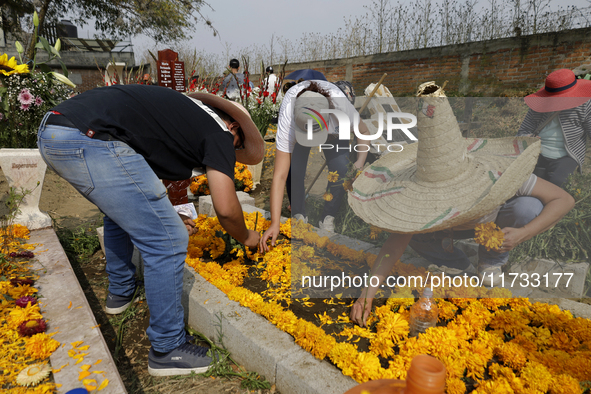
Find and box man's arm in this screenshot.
[206,166,260,248]
[500,177,575,251]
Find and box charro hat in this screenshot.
[294,91,330,147]
[188,92,264,165]
[348,82,541,234]
[525,69,591,112]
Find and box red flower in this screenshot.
[263,91,269,97]
[18,319,47,337]
[10,277,34,286]
[15,296,37,308]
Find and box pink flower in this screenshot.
[20,103,30,111]
[34,96,43,106]
[18,88,34,105]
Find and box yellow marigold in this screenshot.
[521,361,552,393]
[446,377,466,394]
[8,284,38,299]
[548,374,584,394]
[322,192,333,202]
[494,342,527,370]
[327,171,339,183]
[8,302,43,330]
[25,333,60,360]
[474,222,504,251]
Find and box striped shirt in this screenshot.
[517,100,591,172]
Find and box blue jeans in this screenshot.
[290,138,351,219]
[409,196,544,269]
[37,113,188,353]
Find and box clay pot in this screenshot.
[343,354,446,394]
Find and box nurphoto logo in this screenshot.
[305,109,418,153]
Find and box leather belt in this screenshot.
[45,114,119,141]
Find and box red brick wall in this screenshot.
[272,27,591,97]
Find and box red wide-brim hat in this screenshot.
[525,69,591,112]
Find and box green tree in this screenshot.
[8,0,217,60]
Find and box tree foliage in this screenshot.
[3,0,216,51]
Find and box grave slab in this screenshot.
[31,228,126,393]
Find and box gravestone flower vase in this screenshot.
[0,149,52,230]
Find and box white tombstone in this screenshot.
[0,149,52,229]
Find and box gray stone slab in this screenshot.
[31,228,126,393]
[507,258,589,298]
[198,195,215,217]
[183,266,358,392]
[276,348,357,394]
[326,233,375,252]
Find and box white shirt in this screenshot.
[265,74,278,93]
[276,80,359,153]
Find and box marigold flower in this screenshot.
[323,192,333,201]
[474,222,504,251]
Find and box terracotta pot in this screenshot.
[343,355,446,394]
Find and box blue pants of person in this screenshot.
[408,196,544,270]
[37,113,188,353]
[289,138,351,220]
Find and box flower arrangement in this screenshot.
[190,162,254,196]
[184,212,591,393]
[0,224,60,391]
[186,58,283,138]
[0,12,75,148]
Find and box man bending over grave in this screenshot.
[348,82,575,327]
[37,85,264,375]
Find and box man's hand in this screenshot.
[179,214,197,236]
[244,229,261,249]
[350,297,373,327]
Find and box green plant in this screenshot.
[56,225,101,262]
[0,11,74,148]
[188,315,271,390]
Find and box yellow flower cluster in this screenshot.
[190,162,254,196]
[0,225,60,392]
[474,222,505,251]
[185,212,591,391]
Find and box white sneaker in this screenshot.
[479,265,504,287]
[319,215,335,232]
[293,214,308,223]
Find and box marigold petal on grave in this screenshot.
[98,378,110,391]
[79,370,91,380]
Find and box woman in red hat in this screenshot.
[517,68,591,187]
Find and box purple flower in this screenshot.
[34,96,43,106]
[20,103,30,111]
[18,88,33,105]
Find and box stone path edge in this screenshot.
[182,266,358,394]
[31,228,126,394]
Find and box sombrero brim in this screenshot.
[188,92,264,165]
[525,78,591,112]
[348,137,541,234]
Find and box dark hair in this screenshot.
[266,66,274,73]
[282,81,296,94]
[211,106,244,149]
[296,81,333,108]
[229,58,240,69]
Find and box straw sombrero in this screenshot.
[187,92,264,165]
[348,82,541,234]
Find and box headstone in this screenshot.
[0,149,52,229]
[157,49,186,92]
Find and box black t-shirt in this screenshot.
[53,85,235,181]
